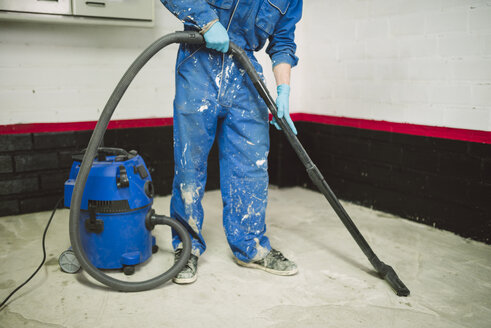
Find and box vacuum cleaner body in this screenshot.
[64,148,156,270]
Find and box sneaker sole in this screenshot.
[235,258,298,276]
[172,275,197,284]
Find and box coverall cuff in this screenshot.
[200,18,219,34]
[271,52,299,69]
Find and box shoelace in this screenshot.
[269,249,287,261]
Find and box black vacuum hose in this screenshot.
[71,30,408,295]
[69,32,203,292]
[69,31,258,292]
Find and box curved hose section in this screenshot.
[69,31,266,291]
[69,31,204,292]
[70,30,409,295]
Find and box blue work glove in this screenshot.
[203,21,229,53]
[271,84,297,135]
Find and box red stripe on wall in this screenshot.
[290,113,491,144]
[1,114,490,144]
[0,117,174,135]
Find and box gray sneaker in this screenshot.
[172,248,198,284]
[235,249,298,276]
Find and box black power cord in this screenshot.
[0,197,63,311]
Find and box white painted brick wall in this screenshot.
[1,0,490,132]
[390,13,426,36]
[473,85,491,106]
[469,5,491,30]
[0,0,289,126]
[0,0,182,125]
[426,8,468,34]
[301,0,491,131]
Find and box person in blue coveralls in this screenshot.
[161,0,302,284]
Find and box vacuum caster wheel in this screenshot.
[152,245,159,254]
[59,250,81,274]
[123,265,135,276]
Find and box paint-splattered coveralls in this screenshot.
[161,0,302,262]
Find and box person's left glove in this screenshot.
[271,84,297,135]
[203,21,229,53]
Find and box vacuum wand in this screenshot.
[228,42,410,297]
[70,30,408,295]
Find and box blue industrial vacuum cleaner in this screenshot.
[61,148,161,276]
[62,145,192,290]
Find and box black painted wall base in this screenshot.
[1,122,490,243]
[271,122,490,244]
[0,127,219,216]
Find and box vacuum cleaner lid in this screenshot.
[64,148,154,211]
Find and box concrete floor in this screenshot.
[0,187,490,328]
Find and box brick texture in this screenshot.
[1,124,490,245]
[0,155,13,174]
[0,199,19,216]
[300,1,491,132]
[15,152,59,172]
[0,134,32,152]
[270,122,491,243]
[0,177,39,196]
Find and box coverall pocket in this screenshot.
[206,0,234,9]
[255,0,290,35]
[176,45,203,74]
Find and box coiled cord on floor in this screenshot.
[0,197,63,311]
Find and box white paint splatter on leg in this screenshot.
[251,237,270,261]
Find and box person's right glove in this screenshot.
[271,84,298,135]
[203,21,229,53]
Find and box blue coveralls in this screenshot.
[161,0,302,262]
